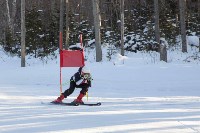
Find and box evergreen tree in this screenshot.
[25,7,59,59]
[26,8,43,58]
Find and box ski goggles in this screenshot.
[83,73,90,79]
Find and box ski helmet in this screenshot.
[82,66,90,74]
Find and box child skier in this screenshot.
[53,66,92,104]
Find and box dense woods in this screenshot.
[0,0,199,60]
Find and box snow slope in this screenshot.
[0,47,200,133]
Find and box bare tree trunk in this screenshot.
[0,1,5,41]
[21,0,26,67]
[59,0,64,50]
[65,0,69,49]
[179,0,187,53]
[199,0,200,20]
[154,0,160,48]
[11,0,17,36]
[160,41,167,62]
[120,0,124,56]
[154,0,167,62]
[199,38,200,52]
[92,0,102,62]
[6,0,11,30]
[51,0,56,21]
[51,0,56,14]
[198,0,200,52]
[5,0,16,37]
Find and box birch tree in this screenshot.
[92,0,102,62]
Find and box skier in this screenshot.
[53,66,92,104]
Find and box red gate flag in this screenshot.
[59,32,85,94]
[60,50,85,67]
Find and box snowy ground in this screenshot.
[0,47,200,133]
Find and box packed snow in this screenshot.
[0,43,200,133]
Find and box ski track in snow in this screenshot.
[1,84,200,133]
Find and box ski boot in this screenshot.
[72,93,85,105]
[52,94,65,103]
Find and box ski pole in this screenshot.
[86,92,88,101]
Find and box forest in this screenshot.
[0,0,199,61]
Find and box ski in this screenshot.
[80,102,101,106]
[42,101,101,106]
[49,101,79,106]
